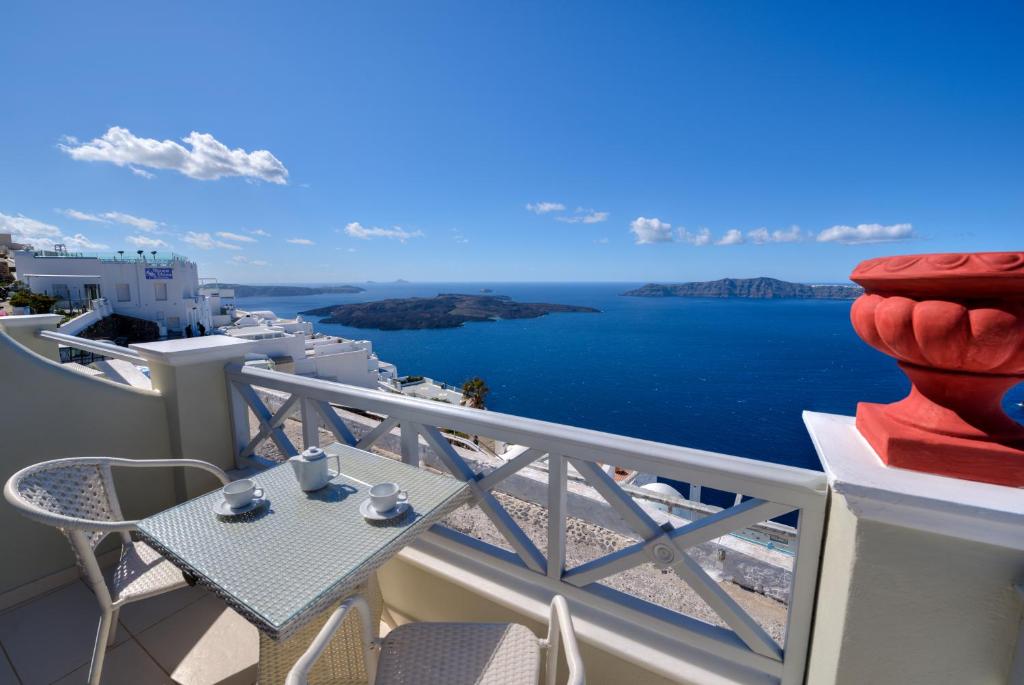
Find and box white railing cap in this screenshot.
[133,336,258,367]
[0,313,63,330]
[804,411,1024,550]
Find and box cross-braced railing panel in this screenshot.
[225,364,826,684]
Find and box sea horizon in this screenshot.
[218,278,861,286]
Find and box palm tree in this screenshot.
[460,377,490,410]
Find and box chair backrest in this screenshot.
[5,458,127,574]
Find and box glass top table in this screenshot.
[136,443,472,640]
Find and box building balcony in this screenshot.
[0,250,1022,685]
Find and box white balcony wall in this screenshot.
[803,412,1024,685]
[0,316,178,603]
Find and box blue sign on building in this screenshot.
[144,267,173,280]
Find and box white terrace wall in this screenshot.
[0,317,178,602]
[804,412,1024,685]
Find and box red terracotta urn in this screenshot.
[850,251,1024,487]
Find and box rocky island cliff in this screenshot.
[301,294,599,330]
[623,277,862,299]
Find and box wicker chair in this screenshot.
[285,594,585,685]
[258,576,384,685]
[3,456,231,685]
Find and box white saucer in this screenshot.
[359,499,409,521]
[213,496,268,517]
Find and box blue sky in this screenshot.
[1,1,1021,283]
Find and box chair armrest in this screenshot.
[107,458,231,485]
[544,595,585,685]
[285,595,376,685]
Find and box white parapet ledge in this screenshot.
[131,335,259,367]
[803,411,1024,551]
[0,313,63,329]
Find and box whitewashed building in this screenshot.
[14,249,217,334]
[219,310,399,389]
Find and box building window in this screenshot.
[116,283,131,302]
[154,282,168,301]
[166,316,181,330]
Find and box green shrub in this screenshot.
[9,290,59,313]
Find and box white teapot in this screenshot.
[289,446,331,491]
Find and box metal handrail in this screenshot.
[39,330,145,364]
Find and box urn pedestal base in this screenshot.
[856,402,1024,487]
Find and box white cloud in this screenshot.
[746,226,804,244]
[771,225,804,243]
[747,227,771,245]
[59,126,289,184]
[343,222,424,242]
[0,211,107,251]
[679,227,711,246]
[716,229,745,246]
[183,231,242,250]
[103,212,159,231]
[130,166,155,179]
[60,209,160,231]
[556,209,609,224]
[286,238,315,245]
[248,228,271,237]
[816,223,915,244]
[126,235,169,249]
[63,233,108,250]
[232,255,268,266]
[526,201,566,214]
[59,209,107,223]
[629,217,673,244]
[216,231,257,243]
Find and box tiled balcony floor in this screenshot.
[0,579,258,685]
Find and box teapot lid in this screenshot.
[301,446,326,461]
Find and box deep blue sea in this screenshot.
[237,283,1024,474]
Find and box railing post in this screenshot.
[133,337,257,497]
[300,397,320,450]
[227,380,251,470]
[400,422,419,466]
[547,454,567,579]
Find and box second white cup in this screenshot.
[223,479,263,509]
[369,482,407,513]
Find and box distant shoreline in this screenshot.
[209,283,364,298]
[623,277,862,300]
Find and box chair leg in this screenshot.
[88,610,115,685]
[108,607,120,646]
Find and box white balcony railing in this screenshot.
[40,329,146,364]
[225,363,827,685]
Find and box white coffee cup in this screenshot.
[223,479,263,509]
[369,482,408,513]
